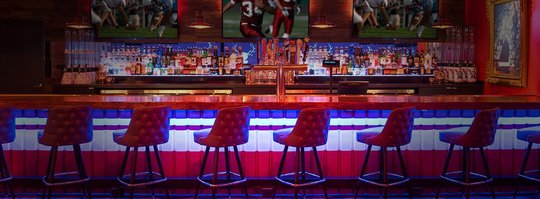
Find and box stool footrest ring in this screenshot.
[276,172,326,187]
[42,171,89,186]
[198,172,247,188]
[0,176,12,183]
[117,172,167,187]
[519,170,540,183]
[358,172,409,187]
[441,171,492,186]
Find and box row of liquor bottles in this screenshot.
[306,46,438,76]
[101,44,248,76]
[88,42,476,77]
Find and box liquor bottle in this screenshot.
[236,46,243,75]
[424,49,433,75]
[212,46,219,75]
[218,47,224,75]
[224,47,230,75]
[229,47,237,75]
[419,50,425,75]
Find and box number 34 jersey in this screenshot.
[232,0,267,26]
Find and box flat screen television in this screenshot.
[91,0,178,39]
[352,0,438,39]
[222,0,309,38]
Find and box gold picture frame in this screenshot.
[487,0,528,87]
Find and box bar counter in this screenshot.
[1,94,539,109]
[1,94,540,179]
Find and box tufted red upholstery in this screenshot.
[439,108,500,148]
[516,126,540,143]
[356,107,416,147]
[0,105,15,144]
[38,106,93,146]
[273,108,331,147]
[114,106,171,147]
[194,106,251,147]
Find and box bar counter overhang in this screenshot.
[2,94,540,179]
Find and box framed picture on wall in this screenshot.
[222,0,310,38]
[92,0,179,39]
[352,0,439,39]
[487,0,528,87]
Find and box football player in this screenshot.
[272,0,301,38]
[366,0,389,27]
[148,0,174,37]
[224,0,276,38]
[353,0,375,29]
[103,0,129,26]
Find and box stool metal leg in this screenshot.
[144,146,155,197]
[480,147,496,199]
[73,144,91,199]
[294,147,300,199]
[43,146,58,199]
[381,147,388,198]
[272,146,289,199]
[129,147,138,199]
[355,144,372,199]
[436,144,454,199]
[224,147,232,198]
[152,145,169,198]
[115,147,130,199]
[514,142,533,197]
[312,147,328,199]
[212,147,220,199]
[194,146,210,199]
[463,147,470,199]
[396,147,408,178]
[300,147,306,198]
[0,145,14,199]
[233,146,248,199]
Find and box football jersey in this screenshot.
[237,0,265,26]
[277,0,296,9]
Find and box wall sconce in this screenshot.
[188,10,213,29]
[310,13,335,29]
[66,17,92,30]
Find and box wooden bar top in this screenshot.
[1,94,539,110]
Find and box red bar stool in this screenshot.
[193,106,251,199]
[435,108,500,199]
[113,106,171,199]
[39,106,93,199]
[353,106,416,199]
[513,126,540,196]
[0,105,15,199]
[272,108,331,199]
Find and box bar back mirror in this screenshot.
[487,0,529,87]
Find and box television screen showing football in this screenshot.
[353,0,438,39]
[92,0,178,38]
[222,0,309,38]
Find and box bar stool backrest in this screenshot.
[209,106,251,146]
[290,108,331,147]
[0,105,15,144]
[457,108,501,147]
[124,106,171,146]
[379,106,416,146]
[40,106,93,146]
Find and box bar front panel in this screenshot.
[8,108,539,178]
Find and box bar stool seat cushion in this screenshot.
[113,106,171,147]
[439,127,468,142]
[0,106,15,144]
[38,106,93,147]
[356,127,384,144]
[517,126,540,143]
[193,128,220,147]
[273,127,296,146]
